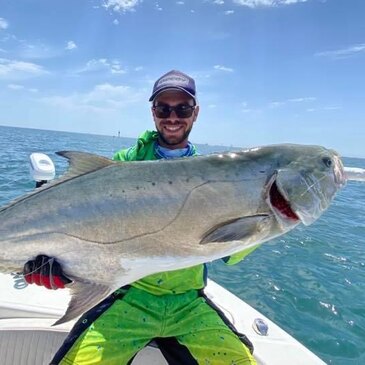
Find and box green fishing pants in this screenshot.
[51,286,256,365]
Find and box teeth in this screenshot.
[165,126,181,131]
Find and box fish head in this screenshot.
[266,146,346,229]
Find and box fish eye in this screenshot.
[322,157,332,168]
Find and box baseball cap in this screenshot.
[149,70,196,102]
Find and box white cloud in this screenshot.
[323,106,341,111]
[282,0,309,4]
[214,64,234,72]
[41,83,144,113]
[7,39,77,59]
[306,105,341,113]
[0,18,8,30]
[241,101,254,112]
[225,10,235,15]
[232,0,308,8]
[0,18,9,30]
[269,96,316,108]
[288,97,316,102]
[9,37,78,59]
[205,0,225,5]
[315,43,365,59]
[78,58,127,74]
[8,83,24,90]
[269,101,285,108]
[0,58,47,79]
[19,42,60,59]
[7,83,38,92]
[1,34,19,43]
[102,0,141,13]
[87,83,133,103]
[66,41,77,50]
[176,1,185,4]
[113,19,120,25]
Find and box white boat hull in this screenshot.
[0,273,326,364]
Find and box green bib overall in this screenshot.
[52,131,257,365]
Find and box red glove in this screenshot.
[23,254,72,290]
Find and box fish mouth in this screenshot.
[268,175,300,223]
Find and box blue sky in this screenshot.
[0,0,364,157]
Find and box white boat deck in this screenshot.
[0,273,326,365]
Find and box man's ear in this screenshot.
[193,105,200,122]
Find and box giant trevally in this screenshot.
[0,144,346,325]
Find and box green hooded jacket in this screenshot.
[113,130,257,295]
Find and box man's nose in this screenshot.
[168,109,179,120]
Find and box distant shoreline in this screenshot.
[0,124,363,160]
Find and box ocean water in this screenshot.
[0,125,364,364]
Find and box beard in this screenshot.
[157,125,193,147]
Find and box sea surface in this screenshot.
[0,125,364,364]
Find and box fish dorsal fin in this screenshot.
[56,151,115,181]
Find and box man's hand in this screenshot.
[23,254,72,290]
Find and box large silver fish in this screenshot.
[0,144,346,325]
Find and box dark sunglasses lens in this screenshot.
[154,106,171,118]
[175,105,194,118]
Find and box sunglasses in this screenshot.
[153,103,196,119]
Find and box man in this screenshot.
[23,70,257,365]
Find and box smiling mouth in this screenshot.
[269,180,299,221]
[164,125,182,131]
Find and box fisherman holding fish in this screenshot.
[23,70,257,364]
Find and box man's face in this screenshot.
[152,90,199,149]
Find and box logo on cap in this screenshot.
[157,75,190,88]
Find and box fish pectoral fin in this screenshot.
[52,279,112,326]
[200,215,270,244]
[56,151,115,181]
